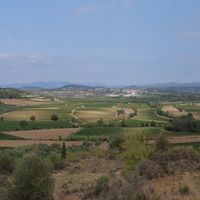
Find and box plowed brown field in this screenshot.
[5,128,79,140]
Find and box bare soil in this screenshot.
[0,98,48,106]
[5,128,79,140]
[148,135,200,144]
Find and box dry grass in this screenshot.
[162,105,187,117]
[74,108,117,123]
[53,157,123,200]
[0,98,48,106]
[2,110,53,121]
[192,112,200,120]
[145,172,200,200]
[74,108,129,123]
[5,128,79,140]
[0,140,82,147]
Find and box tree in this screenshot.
[150,121,156,127]
[155,134,169,151]
[30,115,36,121]
[0,153,15,174]
[186,113,193,120]
[12,155,54,200]
[120,119,126,127]
[109,136,124,152]
[61,142,66,159]
[97,118,104,126]
[51,114,59,121]
[20,120,28,129]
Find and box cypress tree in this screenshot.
[61,142,66,159]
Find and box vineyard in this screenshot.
[122,127,162,140]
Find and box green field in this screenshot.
[1,97,200,143]
[122,127,162,140]
[0,121,75,131]
[65,126,163,141]
[135,108,169,123]
[0,132,24,140]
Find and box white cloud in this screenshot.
[74,0,135,16]
[75,4,99,15]
[0,53,47,61]
[0,53,17,59]
[178,31,200,39]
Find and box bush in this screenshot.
[137,160,163,179]
[50,153,66,170]
[155,134,169,151]
[36,144,61,157]
[166,118,200,132]
[123,141,152,170]
[30,115,36,121]
[179,184,190,195]
[12,155,54,200]
[150,121,156,127]
[121,119,127,127]
[109,136,124,152]
[96,118,104,126]
[95,176,109,196]
[20,120,28,129]
[0,117,4,122]
[51,114,59,121]
[0,154,15,174]
[84,176,109,199]
[84,174,160,200]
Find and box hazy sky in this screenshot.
[0,0,199,85]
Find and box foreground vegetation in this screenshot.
[1,91,200,199]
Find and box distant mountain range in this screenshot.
[143,82,200,88]
[0,81,69,89]
[1,81,200,91]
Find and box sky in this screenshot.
[0,0,199,86]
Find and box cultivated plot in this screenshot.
[5,128,79,140]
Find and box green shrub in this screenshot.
[0,154,15,174]
[30,115,36,121]
[109,136,124,152]
[95,176,109,196]
[123,141,152,170]
[50,153,66,170]
[96,118,104,126]
[36,144,61,157]
[51,114,59,121]
[84,174,160,200]
[12,155,54,200]
[120,119,127,127]
[20,120,28,129]
[155,134,169,151]
[84,176,109,198]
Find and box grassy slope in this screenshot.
[135,108,169,123]
[0,121,75,132]
[0,132,24,140]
